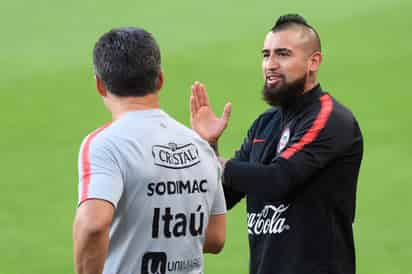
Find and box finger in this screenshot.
[197,83,210,107]
[191,83,200,111]
[221,102,232,128]
[193,82,202,107]
[190,95,197,116]
[195,82,203,109]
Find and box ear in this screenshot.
[95,75,107,97]
[155,70,164,91]
[308,51,323,73]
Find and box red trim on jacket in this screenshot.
[281,95,333,160]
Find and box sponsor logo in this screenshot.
[142,252,201,274]
[277,128,290,153]
[142,252,167,274]
[247,204,290,235]
[152,205,205,238]
[147,179,208,196]
[167,257,201,272]
[152,143,200,169]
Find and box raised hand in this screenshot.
[190,81,232,143]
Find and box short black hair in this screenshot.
[272,14,321,52]
[93,27,161,97]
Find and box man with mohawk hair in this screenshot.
[190,14,363,274]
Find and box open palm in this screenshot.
[190,82,232,143]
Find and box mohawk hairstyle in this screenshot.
[273,14,311,29]
[271,14,321,52]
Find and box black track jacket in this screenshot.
[223,84,363,274]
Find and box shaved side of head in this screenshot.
[271,14,321,55]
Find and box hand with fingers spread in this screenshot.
[190,81,232,144]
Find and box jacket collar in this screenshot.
[280,83,324,114]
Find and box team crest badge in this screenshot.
[277,128,290,153]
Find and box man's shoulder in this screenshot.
[80,123,113,146]
[148,112,215,155]
[313,93,362,142]
[301,92,358,126]
[260,107,280,117]
[325,94,359,127]
[250,107,280,127]
[78,122,125,160]
[164,113,206,141]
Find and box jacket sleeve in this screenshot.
[223,99,359,200]
[223,118,259,209]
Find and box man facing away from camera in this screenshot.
[73,27,226,274]
[190,14,363,274]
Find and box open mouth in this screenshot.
[266,75,283,87]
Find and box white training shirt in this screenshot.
[78,109,226,274]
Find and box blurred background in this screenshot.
[1,0,411,273]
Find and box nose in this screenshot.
[265,55,280,70]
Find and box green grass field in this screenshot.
[1,0,411,273]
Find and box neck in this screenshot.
[107,92,160,120]
[303,75,319,94]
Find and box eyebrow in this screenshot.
[275,48,292,54]
[261,48,292,54]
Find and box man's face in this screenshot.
[261,30,310,106]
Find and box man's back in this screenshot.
[78,109,226,274]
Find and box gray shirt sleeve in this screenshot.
[210,162,227,215]
[78,137,124,208]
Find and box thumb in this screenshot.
[221,102,232,126]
